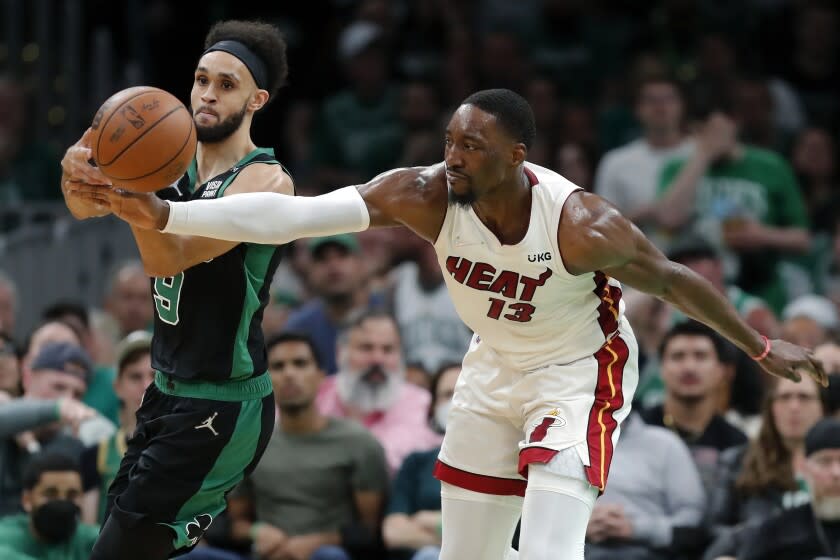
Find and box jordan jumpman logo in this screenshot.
[194,412,219,436]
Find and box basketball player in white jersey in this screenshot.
[66,89,828,560]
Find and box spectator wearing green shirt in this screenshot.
[0,79,63,207]
[312,21,402,192]
[655,109,811,314]
[0,453,98,560]
[80,330,154,525]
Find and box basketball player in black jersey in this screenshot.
[60,20,292,559]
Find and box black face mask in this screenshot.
[32,500,79,544]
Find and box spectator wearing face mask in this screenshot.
[383,363,461,560]
[0,453,98,559]
[0,342,99,516]
[316,311,442,473]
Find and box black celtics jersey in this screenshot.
[150,147,287,382]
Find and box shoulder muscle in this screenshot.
[559,191,637,275]
[223,163,294,196]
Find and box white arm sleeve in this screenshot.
[161,186,371,244]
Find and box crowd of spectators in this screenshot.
[1,0,840,558]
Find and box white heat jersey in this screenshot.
[433,162,626,371]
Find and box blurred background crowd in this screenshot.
[2,0,840,559]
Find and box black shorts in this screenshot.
[98,373,274,555]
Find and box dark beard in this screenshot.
[194,103,248,143]
[448,187,476,208]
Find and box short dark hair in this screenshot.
[462,89,536,150]
[203,20,288,103]
[659,320,728,362]
[22,453,81,490]
[41,301,90,331]
[266,332,322,369]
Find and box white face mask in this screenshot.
[434,401,452,432]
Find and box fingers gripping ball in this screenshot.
[90,86,196,192]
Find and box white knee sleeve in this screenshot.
[439,482,522,560]
[519,465,597,560]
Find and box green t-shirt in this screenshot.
[658,146,809,313]
[82,366,120,425]
[387,447,441,515]
[240,417,388,535]
[0,143,63,204]
[313,87,403,179]
[0,514,98,560]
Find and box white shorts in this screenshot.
[434,317,638,496]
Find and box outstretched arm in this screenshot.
[560,191,827,387]
[162,184,372,243]
[67,165,448,245]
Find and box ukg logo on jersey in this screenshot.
[528,252,552,263]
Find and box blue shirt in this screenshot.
[285,295,384,374]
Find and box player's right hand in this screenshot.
[61,128,113,219]
[64,183,169,230]
[57,398,97,431]
[61,128,112,186]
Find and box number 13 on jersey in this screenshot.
[154,273,184,325]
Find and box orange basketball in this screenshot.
[90,86,196,192]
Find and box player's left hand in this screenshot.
[65,182,168,230]
[758,339,829,387]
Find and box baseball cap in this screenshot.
[30,342,92,383]
[308,234,360,257]
[338,21,384,61]
[115,330,152,371]
[806,418,840,457]
[782,294,840,330]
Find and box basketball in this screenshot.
[90,86,196,192]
